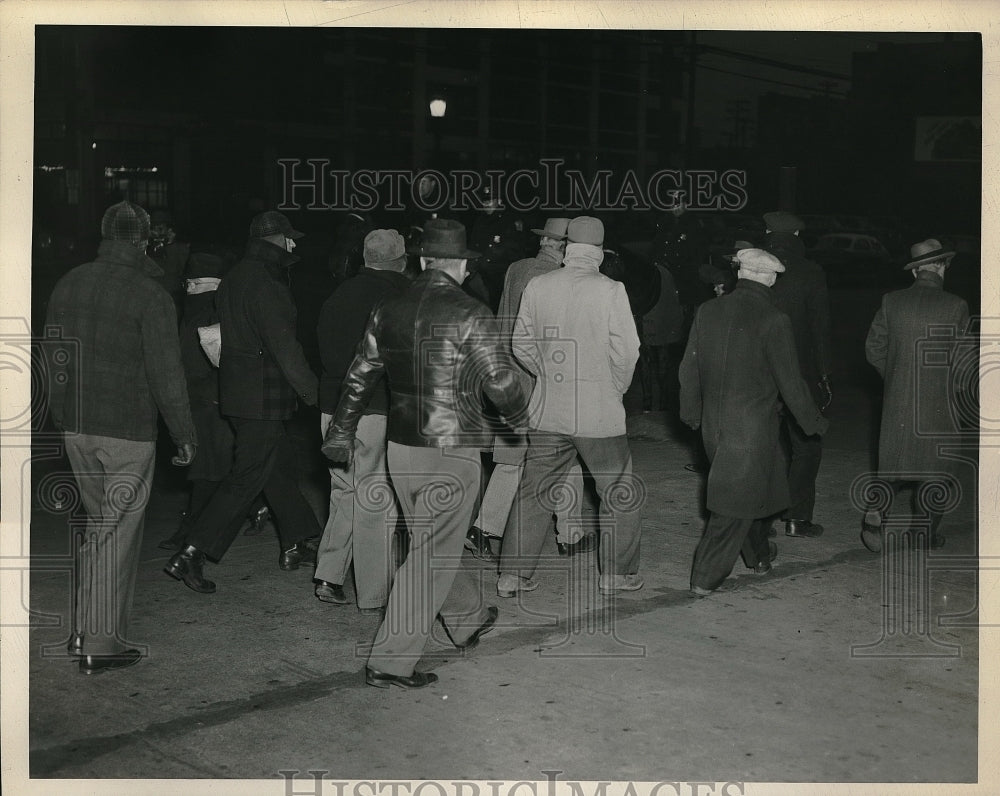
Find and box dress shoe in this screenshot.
[358,606,385,616]
[860,513,883,553]
[599,573,644,594]
[441,605,499,651]
[164,545,217,593]
[79,648,142,676]
[690,585,714,597]
[244,505,270,536]
[279,538,319,571]
[314,580,349,604]
[365,667,438,689]
[785,519,824,538]
[496,573,539,598]
[464,526,498,563]
[752,541,778,575]
[67,633,84,658]
[557,533,597,557]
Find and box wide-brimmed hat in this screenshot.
[185,252,226,280]
[409,218,480,259]
[531,217,570,240]
[905,238,956,270]
[101,201,150,246]
[735,247,785,274]
[699,262,734,285]
[249,210,304,240]
[364,229,406,266]
[567,216,604,246]
[763,211,804,233]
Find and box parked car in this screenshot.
[808,232,894,287]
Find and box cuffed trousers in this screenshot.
[690,513,771,591]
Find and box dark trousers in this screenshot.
[187,418,321,561]
[884,480,946,535]
[691,513,771,591]
[781,415,823,522]
[500,432,642,579]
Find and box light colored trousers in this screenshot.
[368,445,491,676]
[475,461,587,543]
[317,413,399,610]
[64,433,156,656]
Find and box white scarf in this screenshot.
[563,243,604,270]
[185,277,221,295]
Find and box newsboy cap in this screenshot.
[567,216,604,246]
[905,238,956,270]
[364,229,406,267]
[249,210,305,240]
[763,211,804,233]
[101,201,151,247]
[735,247,785,274]
[531,217,570,241]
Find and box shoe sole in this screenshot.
[600,582,644,594]
[496,582,538,598]
[316,593,350,604]
[860,528,883,553]
[366,673,438,689]
[79,655,142,676]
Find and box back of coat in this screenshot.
[865,276,970,475]
[680,280,826,518]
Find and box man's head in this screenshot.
[363,229,407,272]
[905,238,955,279]
[566,216,604,247]
[101,201,151,251]
[480,185,502,215]
[532,217,570,257]
[763,211,804,236]
[410,218,480,282]
[734,247,785,287]
[150,209,175,245]
[249,210,305,253]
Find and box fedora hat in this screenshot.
[905,238,956,270]
[409,218,480,259]
[763,211,804,233]
[531,217,570,240]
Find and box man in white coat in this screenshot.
[497,216,643,596]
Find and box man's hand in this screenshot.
[172,442,196,466]
[819,375,833,413]
[322,439,355,469]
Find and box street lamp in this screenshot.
[428,97,447,168]
[429,97,447,118]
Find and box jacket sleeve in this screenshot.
[512,282,541,376]
[767,313,829,436]
[608,281,641,393]
[142,291,198,446]
[255,283,319,406]
[468,314,529,429]
[865,297,889,378]
[678,307,702,429]
[325,310,385,445]
[43,291,67,429]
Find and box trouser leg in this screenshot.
[739,519,772,568]
[260,424,322,550]
[782,416,823,522]
[499,433,577,580]
[474,463,522,538]
[575,435,642,576]
[691,513,754,591]
[315,413,354,587]
[553,461,587,543]
[367,445,486,676]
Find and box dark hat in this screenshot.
[531,217,570,240]
[249,210,304,240]
[734,247,785,274]
[101,201,150,246]
[567,216,604,246]
[409,218,480,259]
[699,262,734,285]
[763,211,804,233]
[728,239,755,257]
[185,252,226,280]
[905,238,956,270]
[363,229,406,266]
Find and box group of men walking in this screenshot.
[43,197,972,687]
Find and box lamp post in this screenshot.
[429,96,447,169]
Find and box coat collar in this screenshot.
[358,266,412,288]
[243,237,301,269]
[96,239,163,277]
[734,278,775,302]
[416,267,463,289]
[913,270,945,289]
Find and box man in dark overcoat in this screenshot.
[164,211,322,593]
[765,217,833,539]
[862,238,971,552]
[680,248,829,595]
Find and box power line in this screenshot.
[699,44,850,82]
[698,64,848,97]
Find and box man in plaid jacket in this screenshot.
[46,200,197,675]
[165,211,321,593]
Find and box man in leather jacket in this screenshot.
[322,218,528,690]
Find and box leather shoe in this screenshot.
[441,605,499,651]
[690,585,714,596]
[464,526,498,563]
[244,505,270,536]
[557,533,597,557]
[861,512,883,553]
[280,538,319,571]
[752,542,778,575]
[79,648,142,675]
[315,580,349,604]
[365,667,438,689]
[785,520,824,538]
[164,545,217,593]
[67,633,83,658]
